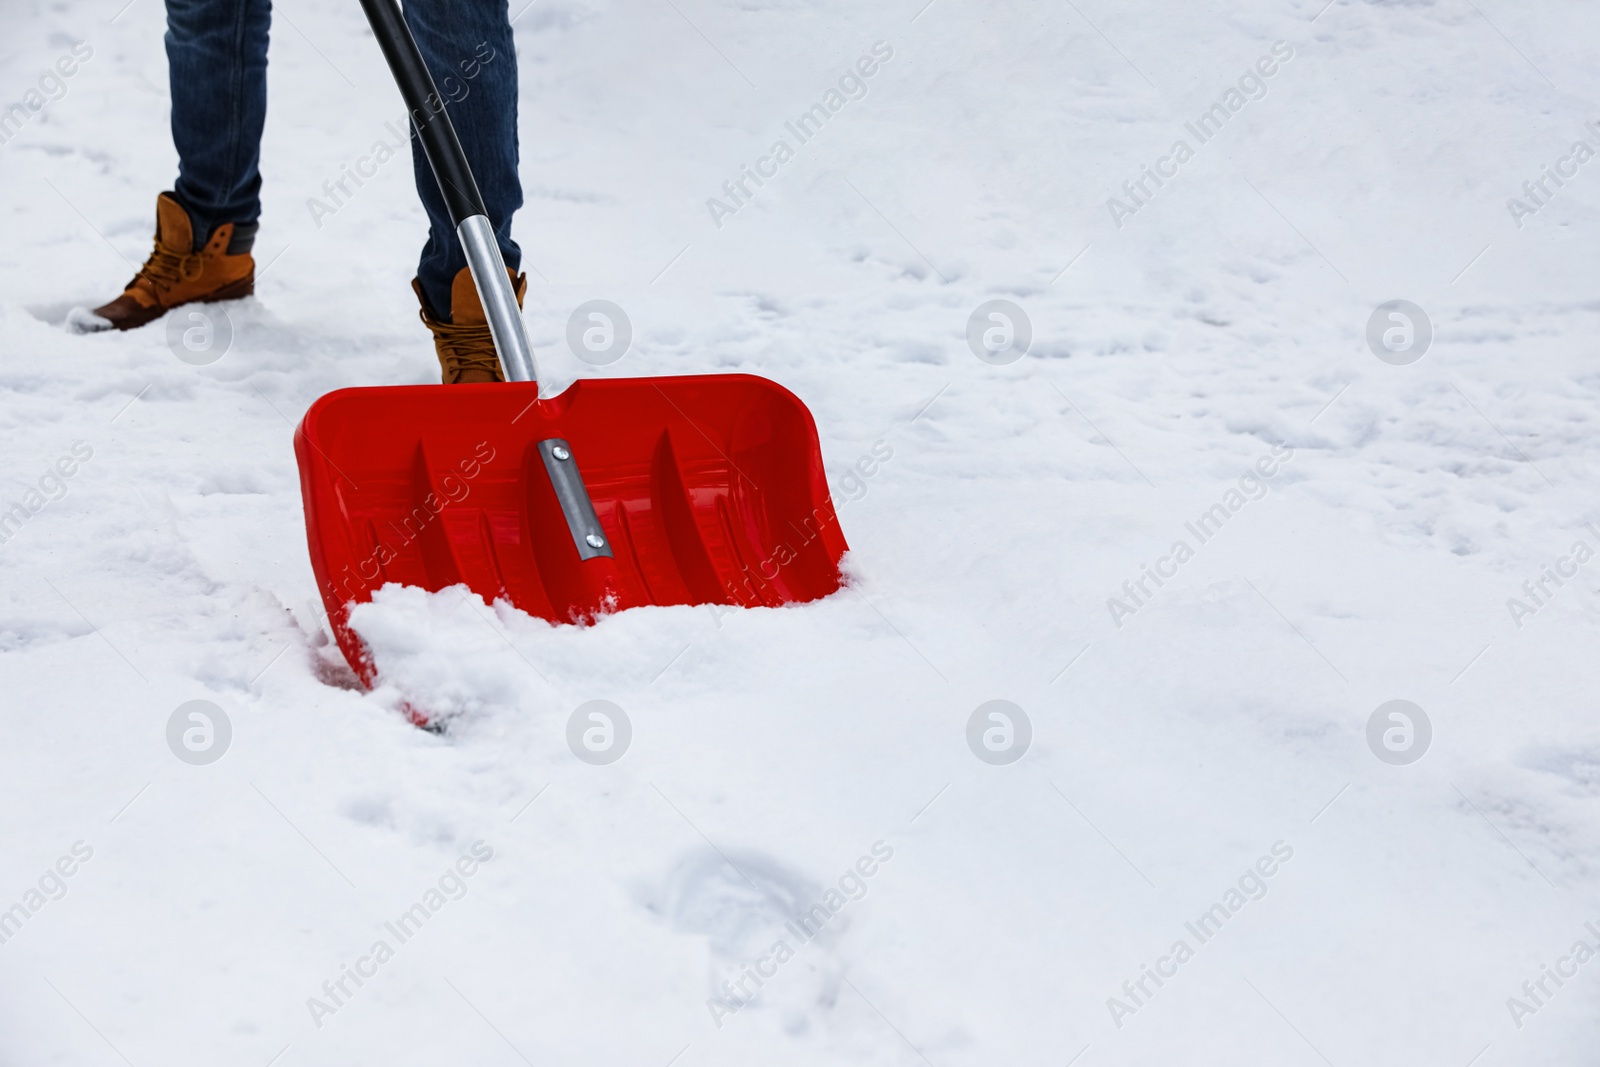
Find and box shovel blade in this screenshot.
[295,375,848,685]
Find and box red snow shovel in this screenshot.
[295,0,848,687]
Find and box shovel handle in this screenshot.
[358,0,541,388]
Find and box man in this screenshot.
[74,0,525,384]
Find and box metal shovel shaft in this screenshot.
[457,214,540,386]
[357,0,541,388]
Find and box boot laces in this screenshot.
[133,241,204,294]
[420,311,504,380]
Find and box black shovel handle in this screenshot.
[358,0,486,227]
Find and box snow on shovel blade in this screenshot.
[294,375,849,687]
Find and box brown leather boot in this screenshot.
[414,266,527,384]
[76,192,255,332]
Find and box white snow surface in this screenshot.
[4,0,1600,1063]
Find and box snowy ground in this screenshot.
[3,0,1600,1063]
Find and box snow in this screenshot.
[3,0,1600,1063]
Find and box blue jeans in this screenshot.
[165,0,522,320]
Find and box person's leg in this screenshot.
[404,0,521,321]
[77,0,267,331]
[165,0,272,248]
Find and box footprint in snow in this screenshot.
[639,847,845,1036]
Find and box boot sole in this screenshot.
[196,273,255,305]
[98,273,257,332]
